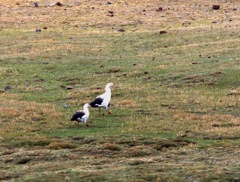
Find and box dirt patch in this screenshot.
[0,137,239,181]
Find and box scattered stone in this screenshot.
[212,123,220,127]
[36,29,41,32]
[212,5,220,10]
[233,8,237,11]
[168,105,178,109]
[4,85,12,91]
[66,86,74,90]
[118,28,125,32]
[182,21,191,27]
[107,11,114,17]
[0,90,6,94]
[212,21,218,24]
[33,2,39,7]
[156,7,163,11]
[63,103,68,108]
[144,71,149,74]
[50,2,63,6]
[43,26,47,29]
[159,30,167,34]
[106,1,112,5]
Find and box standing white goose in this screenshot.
[90,83,113,115]
[70,103,90,127]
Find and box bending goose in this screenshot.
[70,103,90,127]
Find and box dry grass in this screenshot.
[0,95,64,140]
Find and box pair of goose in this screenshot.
[70,83,113,127]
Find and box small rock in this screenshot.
[107,11,114,17]
[156,7,163,11]
[159,30,167,34]
[66,86,74,90]
[36,29,41,32]
[34,2,39,7]
[144,71,149,74]
[182,21,191,27]
[43,26,47,29]
[118,29,125,32]
[168,105,178,109]
[212,124,220,127]
[192,62,198,64]
[63,103,68,108]
[50,2,63,6]
[4,85,12,91]
[106,1,112,5]
[212,5,220,10]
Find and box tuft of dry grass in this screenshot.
[0,95,64,141]
[102,143,122,151]
[48,141,76,150]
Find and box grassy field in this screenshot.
[0,0,240,181]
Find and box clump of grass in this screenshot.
[128,160,145,166]
[8,139,51,148]
[47,142,76,150]
[102,143,121,151]
[153,140,177,151]
[107,66,121,73]
[129,146,151,157]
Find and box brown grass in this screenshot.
[0,95,64,140]
[48,141,77,149]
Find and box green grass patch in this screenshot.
[1,1,240,180]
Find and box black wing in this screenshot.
[71,111,85,121]
[90,97,103,107]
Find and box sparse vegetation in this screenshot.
[0,0,240,181]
